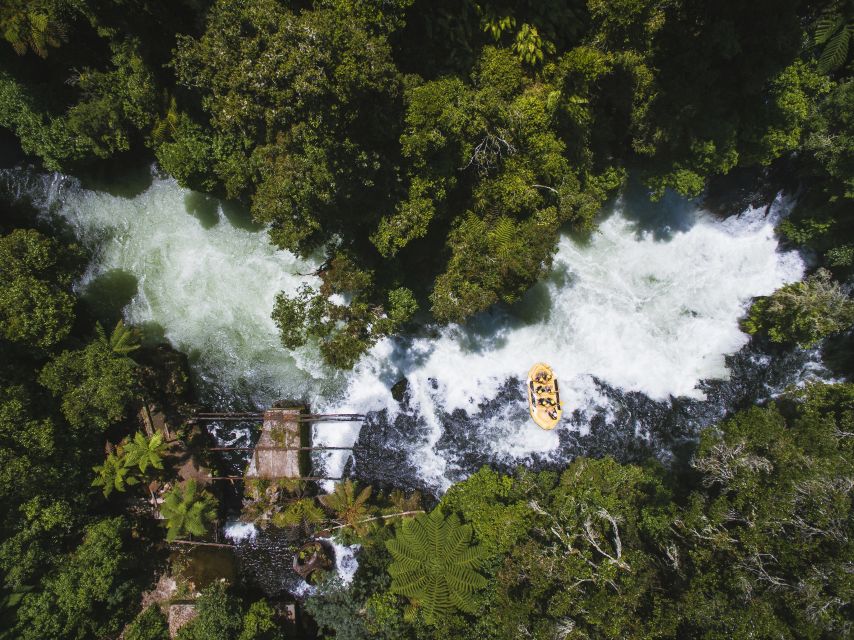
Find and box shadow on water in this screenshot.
[0,129,24,169]
[76,153,154,199]
[138,320,168,346]
[618,177,699,241]
[80,268,139,327]
[183,192,264,232]
[184,191,220,229]
[222,199,264,232]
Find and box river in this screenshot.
[1,164,821,498]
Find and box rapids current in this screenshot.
[2,164,824,496]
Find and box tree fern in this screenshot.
[272,498,325,530]
[386,508,487,624]
[92,452,139,497]
[151,94,179,143]
[1,5,65,58]
[159,480,217,541]
[122,432,167,474]
[815,4,853,72]
[109,319,141,355]
[320,480,374,535]
[490,216,517,261]
[385,489,422,515]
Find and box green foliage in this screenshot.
[0,0,65,57]
[174,584,285,640]
[14,517,140,640]
[320,480,374,536]
[634,0,809,197]
[0,70,84,170]
[124,605,169,640]
[64,40,158,159]
[92,451,139,497]
[815,2,853,73]
[108,319,142,355]
[122,431,166,474]
[176,582,243,640]
[238,599,285,640]
[0,228,79,348]
[0,496,76,588]
[271,498,325,531]
[272,256,417,368]
[159,480,218,542]
[386,508,486,623]
[744,268,854,347]
[677,383,854,637]
[512,23,555,66]
[39,326,138,431]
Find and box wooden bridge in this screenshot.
[191,408,364,482]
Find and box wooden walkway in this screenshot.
[192,408,364,481]
[245,408,304,479]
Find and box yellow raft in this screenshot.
[527,363,562,430]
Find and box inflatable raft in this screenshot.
[527,363,562,430]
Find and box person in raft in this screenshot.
[534,371,551,383]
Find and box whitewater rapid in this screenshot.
[3,167,805,490]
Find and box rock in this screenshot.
[168,604,198,638]
[390,378,408,403]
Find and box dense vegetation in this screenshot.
[0,0,853,639]
[307,383,854,639]
[1,0,851,366]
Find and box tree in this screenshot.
[814,1,853,73]
[175,582,243,640]
[176,584,285,640]
[14,517,140,640]
[92,452,139,497]
[238,599,285,640]
[124,605,169,640]
[675,383,854,637]
[38,323,138,431]
[271,498,326,534]
[272,256,417,369]
[386,508,486,623]
[159,480,218,541]
[0,0,65,58]
[744,268,854,346]
[0,229,79,349]
[320,480,375,536]
[122,432,166,474]
[64,39,158,159]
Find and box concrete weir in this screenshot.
[244,408,307,479]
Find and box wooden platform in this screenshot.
[244,409,306,479]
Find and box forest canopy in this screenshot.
[1,0,850,367]
[0,2,853,637]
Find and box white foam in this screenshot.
[28,169,804,489]
[329,540,360,585]
[223,521,258,543]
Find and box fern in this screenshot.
[109,319,141,355]
[152,94,179,143]
[122,432,167,473]
[386,508,487,624]
[92,452,139,497]
[490,216,517,261]
[320,480,374,535]
[272,498,325,529]
[815,6,853,72]
[160,480,218,541]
